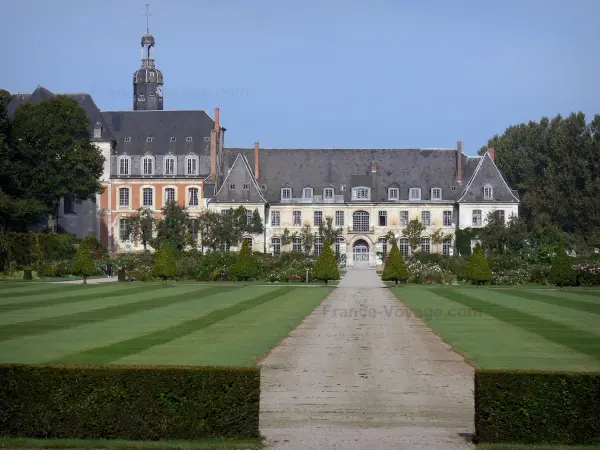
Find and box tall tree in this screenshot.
[9,96,104,230]
[318,216,343,244]
[152,202,191,253]
[198,209,222,251]
[125,208,155,251]
[405,219,425,255]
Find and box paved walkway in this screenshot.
[51,276,118,284]
[260,269,474,449]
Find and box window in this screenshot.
[170,137,176,142]
[352,187,370,200]
[119,188,130,207]
[484,186,493,200]
[431,188,442,201]
[146,136,153,142]
[451,186,456,191]
[261,184,267,190]
[399,238,409,257]
[443,210,453,227]
[165,188,176,204]
[324,188,334,200]
[186,136,193,142]
[281,188,292,200]
[93,126,101,139]
[229,184,235,190]
[378,211,387,226]
[314,211,323,226]
[493,209,505,223]
[409,188,421,200]
[124,137,131,143]
[143,187,153,206]
[443,237,453,256]
[292,236,302,252]
[243,184,249,190]
[221,209,229,217]
[164,157,175,175]
[271,210,280,226]
[388,188,399,200]
[292,210,302,226]
[119,218,129,241]
[399,210,409,226]
[352,211,370,232]
[142,156,154,175]
[421,211,431,227]
[421,237,431,253]
[314,237,323,256]
[378,237,388,262]
[221,242,231,252]
[243,237,253,250]
[335,210,344,227]
[118,156,130,175]
[63,196,75,215]
[204,136,211,143]
[472,209,482,226]
[246,211,253,226]
[340,185,346,191]
[271,237,281,255]
[188,188,199,206]
[303,187,313,200]
[186,156,198,175]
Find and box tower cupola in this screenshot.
[133,4,163,111]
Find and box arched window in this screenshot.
[164,187,176,204]
[421,237,431,253]
[118,156,131,176]
[141,156,154,175]
[188,187,199,206]
[164,156,176,175]
[352,186,370,200]
[271,237,281,255]
[377,237,388,261]
[443,237,453,256]
[399,237,409,257]
[186,155,199,176]
[352,211,370,232]
[314,236,323,256]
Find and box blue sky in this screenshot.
[1,0,598,153]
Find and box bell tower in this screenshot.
[133,4,163,110]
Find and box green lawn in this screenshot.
[0,282,332,366]
[391,285,600,371]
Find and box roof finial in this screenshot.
[143,3,152,34]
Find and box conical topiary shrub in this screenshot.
[231,239,259,281]
[72,241,95,284]
[313,240,340,284]
[381,242,409,285]
[151,242,177,281]
[465,243,492,285]
[549,245,576,287]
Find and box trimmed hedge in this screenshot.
[0,364,260,440]
[475,369,600,445]
[5,232,76,266]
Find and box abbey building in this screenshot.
[7,26,519,267]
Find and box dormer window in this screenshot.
[324,188,334,200]
[124,137,131,143]
[409,188,421,201]
[388,188,399,200]
[352,187,370,200]
[431,188,442,201]
[186,137,193,142]
[118,156,131,176]
[484,185,494,200]
[164,156,176,175]
[340,185,347,191]
[303,187,313,201]
[146,137,153,143]
[142,156,154,175]
[93,123,102,139]
[170,137,176,143]
[186,155,199,175]
[281,188,292,201]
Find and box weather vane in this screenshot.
[143,3,152,34]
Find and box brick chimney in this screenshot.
[254,142,260,179]
[457,141,463,184]
[209,108,220,182]
[487,147,495,161]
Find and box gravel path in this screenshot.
[260,269,475,449]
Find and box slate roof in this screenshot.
[211,153,266,204]
[101,110,214,157]
[7,86,114,141]
[458,152,520,203]
[216,148,518,205]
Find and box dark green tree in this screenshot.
[479,211,508,254]
[381,242,409,285]
[465,244,492,285]
[230,239,259,281]
[405,219,426,255]
[151,242,176,281]
[72,241,95,284]
[249,209,264,235]
[198,209,222,251]
[152,202,190,253]
[124,208,155,251]
[313,239,340,284]
[9,96,104,230]
[549,245,576,287]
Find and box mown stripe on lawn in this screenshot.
[427,287,600,361]
[52,286,295,364]
[0,284,174,312]
[567,289,600,299]
[501,289,600,315]
[0,283,107,299]
[0,286,235,343]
